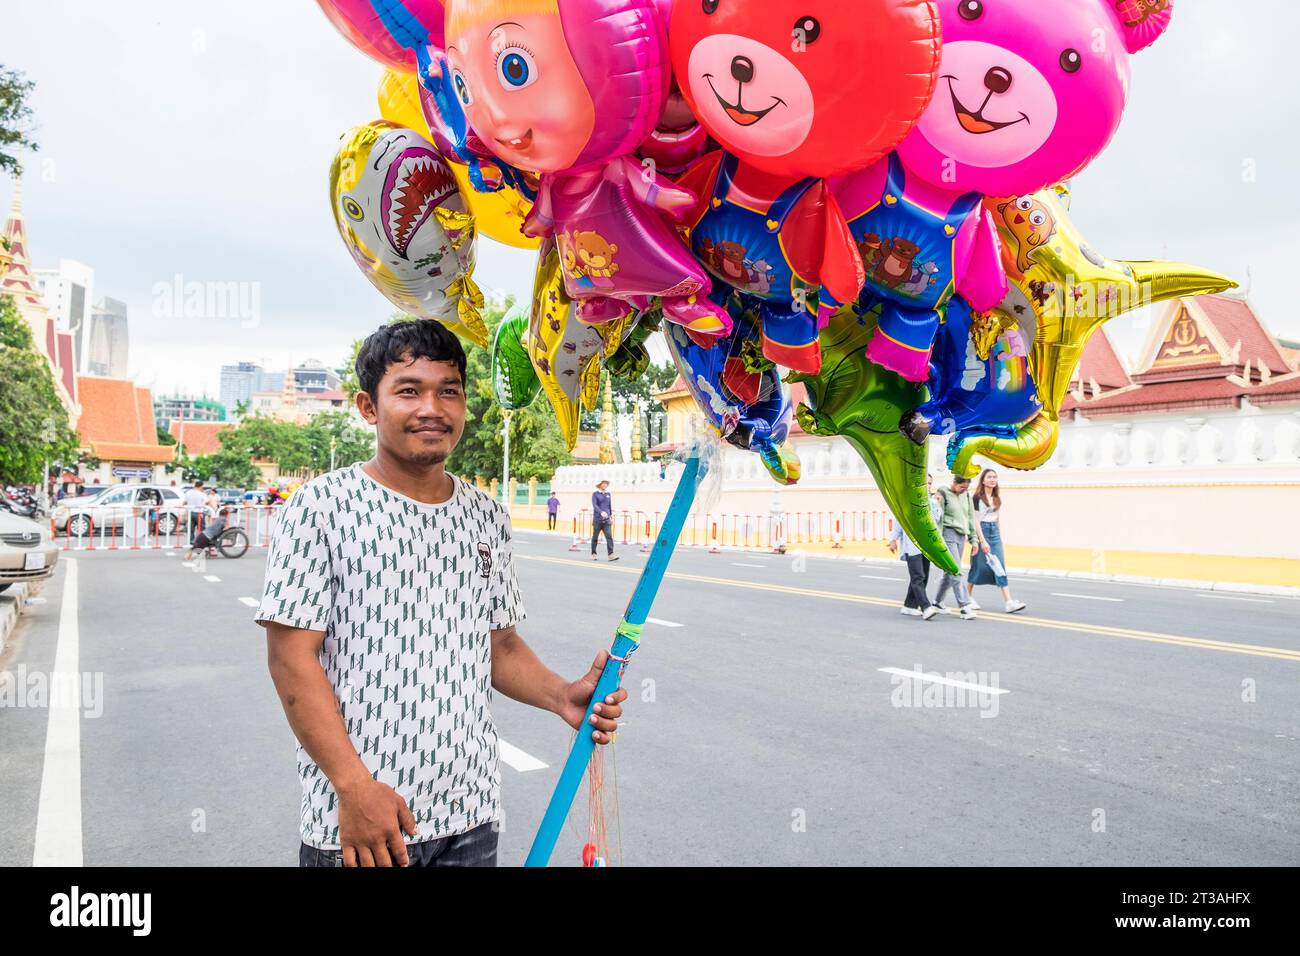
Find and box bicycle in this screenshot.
[214,527,249,559]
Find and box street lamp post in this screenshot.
[329,436,337,472]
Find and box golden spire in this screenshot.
[630,398,642,462]
[598,375,616,464]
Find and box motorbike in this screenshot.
[2,487,43,519]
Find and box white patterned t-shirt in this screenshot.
[256,464,525,849]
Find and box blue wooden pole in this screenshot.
[524,452,703,867]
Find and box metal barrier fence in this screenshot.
[50,505,283,552]
[567,508,897,553]
[49,504,899,554]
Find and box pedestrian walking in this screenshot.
[591,480,618,561]
[887,473,943,621]
[183,480,207,540]
[967,469,1028,613]
[257,319,625,868]
[546,492,560,530]
[934,474,979,620]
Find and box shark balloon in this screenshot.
[330,120,488,347]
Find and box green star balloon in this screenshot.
[491,305,541,411]
[791,306,956,574]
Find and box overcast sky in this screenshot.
[4,1,1298,398]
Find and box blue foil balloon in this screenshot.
[899,296,1041,446]
[664,297,801,485]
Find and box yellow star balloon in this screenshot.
[948,184,1238,477]
[527,239,635,450]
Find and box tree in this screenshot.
[0,297,78,484]
[183,447,259,487]
[157,425,177,446]
[0,65,38,175]
[447,297,572,483]
[303,409,374,472]
[213,414,310,472]
[340,337,364,401]
[611,361,679,453]
[578,362,679,454]
[0,290,33,349]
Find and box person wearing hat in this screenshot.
[591,480,618,562]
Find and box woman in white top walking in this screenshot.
[967,469,1027,614]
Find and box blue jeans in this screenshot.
[969,521,1009,588]
[299,822,499,868]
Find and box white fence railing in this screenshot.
[50,504,283,552]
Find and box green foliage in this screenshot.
[579,362,678,453]
[215,415,309,472]
[156,424,177,446]
[0,297,79,484]
[0,292,33,349]
[0,65,38,175]
[184,447,260,488]
[341,337,364,400]
[612,361,678,453]
[174,408,375,484]
[303,409,374,472]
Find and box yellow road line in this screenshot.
[518,554,1300,663]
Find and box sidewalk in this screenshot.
[0,582,31,660]
[509,515,1300,596]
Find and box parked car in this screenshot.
[57,484,107,502]
[49,484,187,537]
[217,487,245,506]
[0,509,59,592]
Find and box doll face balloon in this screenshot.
[444,8,594,172]
[670,0,942,178]
[443,0,669,175]
[898,0,1174,197]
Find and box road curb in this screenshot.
[511,527,1300,599]
[0,582,32,658]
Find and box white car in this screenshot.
[50,484,186,537]
[0,509,59,592]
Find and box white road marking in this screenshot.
[164,552,175,557]
[204,575,221,583]
[646,617,683,628]
[860,574,902,582]
[498,739,548,773]
[33,559,82,866]
[878,666,1009,696]
[238,597,258,608]
[731,563,765,569]
[1051,592,1125,603]
[1195,593,1274,604]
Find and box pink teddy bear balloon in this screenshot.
[832,0,1174,382]
[442,0,732,339]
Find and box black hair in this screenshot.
[355,319,467,397]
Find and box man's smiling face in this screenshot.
[363,356,467,467]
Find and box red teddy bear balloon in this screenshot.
[671,0,942,374]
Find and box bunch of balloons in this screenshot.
[319,0,1235,568]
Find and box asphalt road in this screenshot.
[1,531,1297,867]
